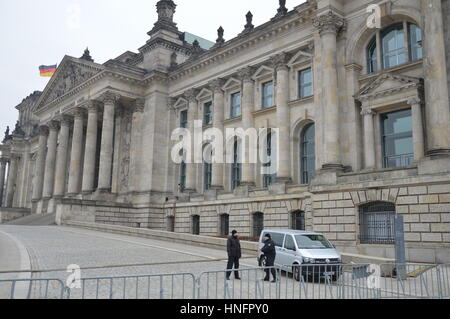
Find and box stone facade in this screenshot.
[1,0,450,263]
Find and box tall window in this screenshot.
[230,92,241,118]
[381,109,414,168]
[179,160,186,192]
[167,216,175,232]
[203,102,212,125]
[220,214,230,237]
[231,139,241,190]
[300,124,316,184]
[298,68,313,99]
[262,81,274,108]
[192,215,200,235]
[367,22,423,74]
[204,147,212,191]
[359,202,395,244]
[291,211,306,230]
[263,131,276,188]
[252,212,264,240]
[180,110,188,128]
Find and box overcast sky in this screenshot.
[0,0,304,136]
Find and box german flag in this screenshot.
[39,64,57,77]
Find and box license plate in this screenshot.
[323,272,335,276]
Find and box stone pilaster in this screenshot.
[129,99,145,192]
[238,67,256,186]
[42,121,59,199]
[67,108,85,195]
[361,108,376,169]
[82,101,100,194]
[53,116,71,198]
[0,158,8,207]
[313,11,345,170]
[5,154,19,207]
[32,125,49,201]
[209,79,225,190]
[408,97,425,161]
[273,53,291,182]
[98,92,120,192]
[421,0,450,156]
[184,89,199,193]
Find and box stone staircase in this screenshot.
[4,213,56,226]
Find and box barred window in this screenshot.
[300,123,315,184]
[192,215,200,235]
[262,131,276,188]
[252,212,264,240]
[291,210,306,231]
[203,101,212,125]
[220,214,229,237]
[180,110,188,128]
[359,202,395,244]
[231,139,241,190]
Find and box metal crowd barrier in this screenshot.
[1,263,449,299]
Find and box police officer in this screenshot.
[226,230,242,280]
[261,233,277,282]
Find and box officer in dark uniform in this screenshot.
[226,230,242,280]
[261,233,277,282]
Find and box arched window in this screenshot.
[252,212,264,240]
[359,202,395,244]
[192,215,200,235]
[300,124,315,184]
[220,214,229,237]
[291,211,306,231]
[367,22,423,73]
[231,139,241,190]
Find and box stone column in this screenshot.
[421,0,450,156]
[408,97,425,161]
[82,102,99,194]
[53,115,71,198]
[31,126,49,201]
[238,67,256,185]
[98,92,119,192]
[0,158,8,207]
[129,99,145,192]
[5,155,19,207]
[273,53,291,181]
[68,108,85,195]
[209,79,225,190]
[361,108,376,169]
[184,89,199,193]
[42,121,59,199]
[313,11,345,170]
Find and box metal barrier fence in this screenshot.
[1,263,449,299]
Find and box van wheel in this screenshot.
[293,264,302,281]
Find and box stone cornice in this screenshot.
[168,3,316,82]
[139,37,192,56]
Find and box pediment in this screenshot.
[222,77,241,91]
[356,73,422,101]
[252,65,274,80]
[288,50,313,67]
[196,88,212,101]
[173,97,188,109]
[35,56,104,110]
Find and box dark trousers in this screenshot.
[264,260,276,280]
[226,256,240,279]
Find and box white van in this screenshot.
[258,229,342,281]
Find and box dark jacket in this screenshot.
[227,236,242,258]
[261,239,276,263]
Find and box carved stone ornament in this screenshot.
[134,99,145,113]
[271,52,291,70]
[100,91,121,105]
[238,67,255,82]
[184,88,199,102]
[209,79,225,92]
[39,125,49,137]
[312,11,345,35]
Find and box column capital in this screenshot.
[0,157,9,165]
[238,67,255,83]
[39,125,49,137]
[100,91,121,105]
[407,96,421,106]
[72,107,86,120]
[84,100,102,113]
[48,120,60,131]
[361,108,375,116]
[313,11,345,36]
[57,115,72,126]
[271,52,291,71]
[209,79,225,92]
[184,88,200,103]
[133,98,145,113]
